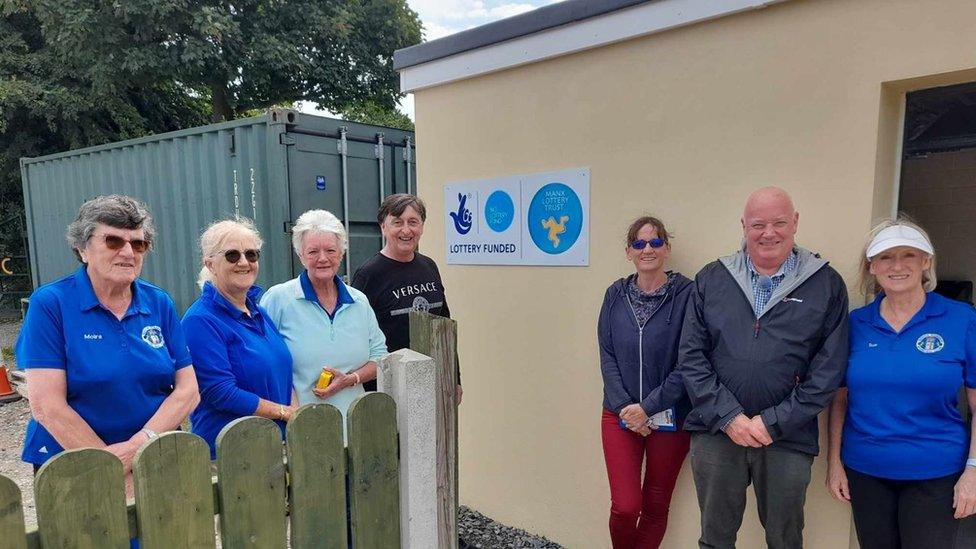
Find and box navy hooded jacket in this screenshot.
[598,272,694,422]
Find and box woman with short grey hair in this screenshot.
[183,218,295,458]
[65,194,157,262]
[290,208,348,257]
[261,209,386,435]
[16,195,199,494]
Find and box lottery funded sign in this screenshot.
[445,168,589,266]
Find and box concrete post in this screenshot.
[378,349,438,549]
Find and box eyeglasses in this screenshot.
[631,238,665,250]
[220,249,260,263]
[94,233,150,253]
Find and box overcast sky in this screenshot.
[299,0,563,120]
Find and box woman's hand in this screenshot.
[312,367,351,400]
[954,468,976,519]
[105,432,149,474]
[619,404,649,432]
[280,405,299,422]
[825,459,850,502]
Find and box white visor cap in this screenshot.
[866,225,934,259]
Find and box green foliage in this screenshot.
[23,0,422,122]
[0,5,212,302]
[341,100,414,131]
[0,1,422,306]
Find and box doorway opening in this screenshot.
[898,81,976,305]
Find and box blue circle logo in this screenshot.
[916,333,945,354]
[484,190,515,233]
[527,182,583,254]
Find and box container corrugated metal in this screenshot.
[20,109,417,313]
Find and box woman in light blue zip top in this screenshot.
[597,215,694,549]
[260,210,387,435]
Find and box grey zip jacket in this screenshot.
[678,246,849,456]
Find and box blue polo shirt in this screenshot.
[843,292,976,480]
[182,282,293,458]
[16,266,193,466]
[260,271,387,434]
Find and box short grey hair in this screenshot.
[292,210,347,256]
[197,218,263,289]
[66,195,156,262]
[858,215,938,297]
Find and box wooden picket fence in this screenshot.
[0,392,400,549]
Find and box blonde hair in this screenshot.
[858,215,937,297]
[196,218,263,289]
[291,209,347,257]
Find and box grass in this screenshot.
[1,346,13,364]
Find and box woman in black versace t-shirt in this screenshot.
[352,194,460,397]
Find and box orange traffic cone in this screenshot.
[0,365,21,403]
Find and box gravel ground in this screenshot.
[0,398,33,527]
[459,506,563,549]
[0,319,34,527]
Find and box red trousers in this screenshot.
[601,408,690,549]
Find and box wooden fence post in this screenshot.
[286,403,347,549]
[0,475,27,549]
[132,432,215,548]
[409,311,459,549]
[215,417,288,548]
[347,392,400,548]
[378,348,438,548]
[34,449,129,548]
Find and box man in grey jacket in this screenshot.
[679,187,849,549]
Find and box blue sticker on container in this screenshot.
[315,176,326,190]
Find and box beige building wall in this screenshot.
[410,0,976,546]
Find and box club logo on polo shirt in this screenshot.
[141,325,166,349]
[916,333,945,354]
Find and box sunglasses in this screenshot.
[631,238,666,250]
[95,233,150,253]
[220,249,260,263]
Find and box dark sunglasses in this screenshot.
[631,238,666,250]
[95,233,150,253]
[221,249,260,263]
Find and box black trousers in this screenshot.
[847,466,960,549]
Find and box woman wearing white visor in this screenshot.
[826,218,976,548]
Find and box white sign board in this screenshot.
[445,168,589,266]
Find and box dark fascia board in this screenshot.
[394,0,650,70]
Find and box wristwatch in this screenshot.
[966,458,976,469]
[141,428,159,442]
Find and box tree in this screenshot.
[341,100,414,131]
[0,5,211,307]
[0,1,422,306]
[27,0,422,122]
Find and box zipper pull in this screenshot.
[753,320,760,339]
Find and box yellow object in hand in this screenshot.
[316,369,334,390]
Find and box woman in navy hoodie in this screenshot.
[598,216,693,548]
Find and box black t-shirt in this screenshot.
[352,252,457,390]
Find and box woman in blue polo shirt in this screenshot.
[826,219,976,548]
[182,219,296,458]
[16,195,200,484]
[260,209,387,433]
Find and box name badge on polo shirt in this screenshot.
[916,333,945,354]
[649,408,677,432]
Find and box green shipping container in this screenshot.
[20,109,417,313]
